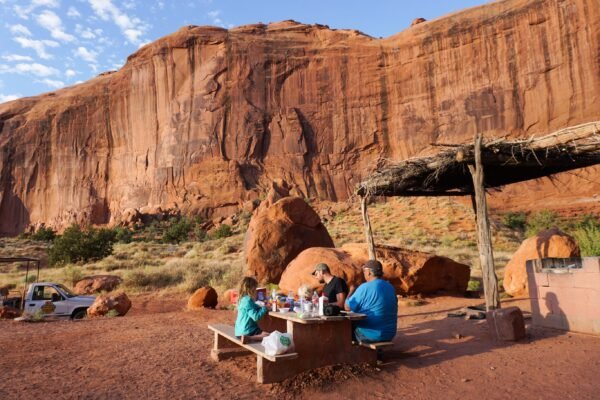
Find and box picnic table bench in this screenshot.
[209,311,391,383]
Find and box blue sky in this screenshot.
[0,0,490,103]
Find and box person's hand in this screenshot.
[255,300,265,307]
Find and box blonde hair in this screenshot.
[239,276,258,298]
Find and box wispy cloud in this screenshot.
[67,6,81,18]
[0,93,22,103]
[65,69,77,78]
[8,24,32,37]
[13,37,60,60]
[75,24,97,39]
[88,0,148,45]
[14,0,60,20]
[36,10,76,42]
[2,54,34,62]
[36,78,64,88]
[207,10,222,25]
[74,46,97,63]
[0,62,59,77]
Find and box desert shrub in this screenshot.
[113,227,133,244]
[163,217,192,243]
[211,224,232,239]
[502,212,527,231]
[526,210,560,237]
[49,225,116,266]
[194,226,207,242]
[125,269,185,289]
[30,226,56,242]
[573,223,600,256]
[467,280,481,291]
[184,262,243,293]
[63,266,84,286]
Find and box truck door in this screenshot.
[24,285,70,316]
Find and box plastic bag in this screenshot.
[261,330,294,356]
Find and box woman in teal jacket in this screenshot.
[235,277,268,343]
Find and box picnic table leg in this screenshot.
[257,355,298,384]
[211,332,246,361]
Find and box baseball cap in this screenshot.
[363,259,383,276]
[312,263,330,275]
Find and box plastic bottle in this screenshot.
[312,290,319,315]
[271,289,277,312]
[318,294,328,316]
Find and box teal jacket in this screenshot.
[235,295,268,336]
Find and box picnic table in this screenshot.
[209,310,380,383]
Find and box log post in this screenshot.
[467,133,500,311]
[360,194,377,260]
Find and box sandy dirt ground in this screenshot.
[1,295,599,400]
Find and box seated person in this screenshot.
[312,263,349,307]
[344,260,398,343]
[235,277,269,343]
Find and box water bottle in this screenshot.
[271,289,277,312]
[288,291,294,309]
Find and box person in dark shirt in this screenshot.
[312,263,349,307]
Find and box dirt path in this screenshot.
[1,296,598,399]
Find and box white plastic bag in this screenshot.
[261,330,294,356]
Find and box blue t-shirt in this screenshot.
[346,279,398,341]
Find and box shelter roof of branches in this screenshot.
[357,121,600,198]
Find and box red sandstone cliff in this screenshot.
[1,0,599,235]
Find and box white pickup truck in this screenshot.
[16,282,96,319]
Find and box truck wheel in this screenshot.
[71,308,88,320]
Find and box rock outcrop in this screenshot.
[503,228,580,297]
[188,286,218,309]
[244,195,334,284]
[74,275,123,295]
[87,292,132,317]
[279,243,470,295]
[1,0,599,235]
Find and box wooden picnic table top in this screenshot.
[268,310,366,324]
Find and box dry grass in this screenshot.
[1,197,527,298]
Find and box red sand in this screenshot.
[1,295,598,399]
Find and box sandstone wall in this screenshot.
[1,0,599,234]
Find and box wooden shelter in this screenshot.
[356,121,600,310]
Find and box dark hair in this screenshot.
[364,259,383,278]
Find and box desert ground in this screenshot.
[1,294,599,400]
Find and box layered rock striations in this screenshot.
[1,0,599,234]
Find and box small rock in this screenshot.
[453,333,463,339]
[461,378,471,383]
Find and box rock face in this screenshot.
[0,306,21,319]
[188,286,218,309]
[87,292,132,317]
[487,306,526,341]
[278,247,365,294]
[74,275,123,295]
[1,0,599,235]
[503,228,580,297]
[279,243,470,295]
[244,195,334,284]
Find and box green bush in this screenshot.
[573,224,600,256]
[31,226,56,242]
[113,227,133,244]
[211,224,232,239]
[502,212,527,230]
[49,225,117,266]
[163,217,192,243]
[526,210,560,237]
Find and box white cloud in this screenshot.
[67,6,81,18]
[0,93,22,103]
[9,24,32,37]
[207,10,223,25]
[13,37,59,59]
[14,0,60,20]
[75,24,96,39]
[88,0,147,45]
[36,78,64,88]
[88,63,98,73]
[74,46,97,63]
[0,62,59,77]
[36,10,76,42]
[65,69,77,78]
[2,54,34,62]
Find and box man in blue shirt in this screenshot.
[345,259,398,343]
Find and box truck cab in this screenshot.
[23,282,95,319]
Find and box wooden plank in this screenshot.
[358,341,394,350]
[207,324,298,362]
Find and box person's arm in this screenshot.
[345,285,362,311]
[333,291,346,308]
[244,297,268,322]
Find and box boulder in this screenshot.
[341,243,471,295]
[74,275,123,295]
[0,306,21,319]
[503,228,580,297]
[279,243,470,296]
[279,247,365,294]
[486,306,526,341]
[411,17,427,26]
[188,286,218,309]
[87,292,132,317]
[244,195,334,284]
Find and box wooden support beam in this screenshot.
[360,195,377,260]
[467,133,500,311]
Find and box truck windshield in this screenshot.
[56,284,77,298]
